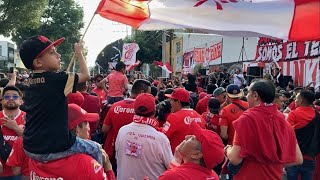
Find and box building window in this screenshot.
[176,42,181,53]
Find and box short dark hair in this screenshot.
[136,107,155,117]
[77,82,87,92]
[315,92,320,100]
[207,84,217,94]
[315,99,320,106]
[282,92,291,99]
[93,74,103,81]
[2,86,23,97]
[250,79,275,103]
[299,90,315,105]
[115,61,126,71]
[181,101,190,107]
[131,79,151,95]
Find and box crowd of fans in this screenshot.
[0,35,319,180]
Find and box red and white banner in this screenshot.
[126,60,140,71]
[255,38,320,62]
[122,43,140,65]
[243,58,320,87]
[96,0,320,41]
[194,42,222,64]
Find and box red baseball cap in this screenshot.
[19,35,65,69]
[68,104,99,130]
[134,93,156,115]
[165,88,190,102]
[190,121,224,169]
[67,91,84,106]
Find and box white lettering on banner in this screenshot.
[310,41,320,57]
[30,171,63,180]
[184,116,202,125]
[256,44,282,62]
[286,42,298,59]
[114,106,135,114]
[3,135,17,141]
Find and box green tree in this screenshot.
[124,30,162,65]
[11,0,84,69]
[0,0,48,36]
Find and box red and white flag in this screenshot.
[154,61,173,73]
[96,0,319,41]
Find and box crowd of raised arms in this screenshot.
[0,36,318,180]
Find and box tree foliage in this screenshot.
[0,0,48,36]
[124,30,162,65]
[10,0,84,69]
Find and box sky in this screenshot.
[0,0,130,67]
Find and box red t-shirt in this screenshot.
[195,96,211,115]
[81,92,101,133]
[233,132,283,180]
[219,99,248,145]
[0,110,26,177]
[29,154,112,180]
[163,109,205,153]
[158,162,219,180]
[103,99,135,157]
[202,112,220,135]
[106,71,128,97]
[6,137,29,177]
[91,87,107,105]
[287,106,315,129]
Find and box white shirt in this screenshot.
[116,122,173,180]
[233,74,245,87]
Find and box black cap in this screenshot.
[208,98,221,112]
[19,35,64,69]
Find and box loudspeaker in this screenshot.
[246,75,262,85]
[247,67,263,76]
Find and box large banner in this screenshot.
[96,0,320,41]
[193,42,222,64]
[122,43,140,65]
[255,38,320,62]
[244,58,319,87]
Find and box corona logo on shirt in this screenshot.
[184,116,202,125]
[3,135,18,141]
[30,171,63,180]
[114,106,135,114]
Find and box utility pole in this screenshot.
[162,30,166,77]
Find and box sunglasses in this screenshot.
[3,95,19,101]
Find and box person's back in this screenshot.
[29,154,106,180]
[116,121,172,180]
[164,109,205,153]
[115,94,173,180]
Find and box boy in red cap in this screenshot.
[19,36,102,165]
[159,120,224,179]
[163,88,205,153]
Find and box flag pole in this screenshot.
[66,12,96,73]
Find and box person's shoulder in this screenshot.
[158,168,181,179]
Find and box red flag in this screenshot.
[96,0,149,28]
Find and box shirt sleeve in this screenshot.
[219,108,228,126]
[48,72,79,96]
[233,131,241,146]
[103,106,114,126]
[162,114,176,140]
[286,111,296,128]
